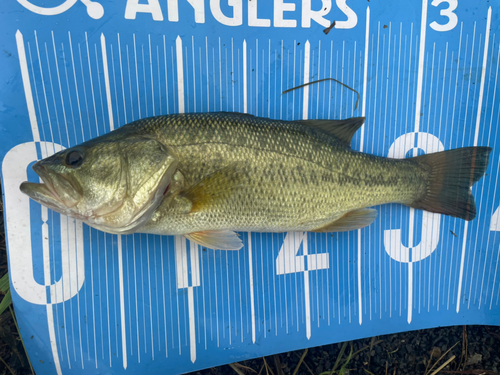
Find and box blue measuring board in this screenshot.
[1,1,499,374]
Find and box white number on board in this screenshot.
[275,232,329,339]
[430,0,458,32]
[276,232,329,275]
[384,132,444,262]
[491,206,500,232]
[3,142,85,305]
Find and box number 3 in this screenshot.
[430,0,458,32]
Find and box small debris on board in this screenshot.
[323,21,336,35]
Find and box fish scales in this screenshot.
[132,113,427,234]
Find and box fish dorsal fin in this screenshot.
[312,208,377,232]
[215,111,255,118]
[182,164,243,213]
[297,117,365,147]
[185,230,243,250]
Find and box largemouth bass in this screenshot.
[20,113,492,250]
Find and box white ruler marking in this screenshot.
[357,6,370,326]
[84,32,99,136]
[484,45,500,308]
[315,42,321,119]
[477,35,497,307]
[219,38,223,112]
[103,239,111,366]
[153,241,160,351]
[148,35,156,116]
[146,238,154,359]
[46,305,63,375]
[248,233,256,343]
[408,263,413,324]
[132,237,141,361]
[467,7,492,307]
[436,44,447,312]
[303,234,311,339]
[109,43,121,128]
[50,32,70,147]
[292,41,296,120]
[268,40,272,117]
[157,44,162,116]
[93,44,106,139]
[237,245,244,341]
[474,7,492,146]
[132,35,141,119]
[60,42,77,145]
[160,240,167,357]
[302,41,310,118]
[404,0,429,323]
[88,231,98,367]
[255,39,258,116]
[97,238,104,362]
[69,34,88,144]
[457,9,491,312]
[16,30,40,142]
[188,287,196,363]
[117,235,127,369]
[457,224,470,312]
[372,22,381,319]
[191,35,197,112]
[243,40,247,113]
[340,41,345,116]
[34,31,53,155]
[175,36,185,113]
[256,235,264,338]
[117,34,128,123]
[414,0,429,133]
[204,37,209,112]
[141,45,149,117]
[100,34,114,131]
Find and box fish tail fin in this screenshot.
[409,146,492,221]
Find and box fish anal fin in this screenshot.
[312,208,378,233]
[297,117,365,147]
[185,230,243,250]
[183,164,243,213]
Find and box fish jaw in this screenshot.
[20,161,86,217]
[19,181,86,220]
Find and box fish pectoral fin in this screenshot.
[297,117,365,147]
[312,208,378,232]
[182,164,243,213]
[185,230,243,251]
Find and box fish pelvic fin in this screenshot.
[297,117,365,147]
[312,208,378,232]
[410,146,492,221]
[182,164,243,213]
[185,230,243,250]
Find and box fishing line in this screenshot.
[282,78,360,110]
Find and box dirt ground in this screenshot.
[187,325,500,375]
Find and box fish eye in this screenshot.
[65,150,84,167]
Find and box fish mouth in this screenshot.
[20,162,84,219]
